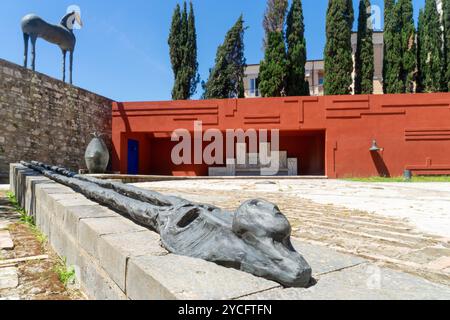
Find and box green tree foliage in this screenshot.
[416,9,425,91]
[354,0,374,94]
[202,16,246,99]
[168,1,199,100]
[383,0,404,93]
[324,0,354,95]
[286,0,309,96]
[186,2,200,97]
[417,0,443,92]
[168,4,182,90]
[443,0,450,91]
[259,32,288,97]
[398,0,417,93]
[259,0,288,97]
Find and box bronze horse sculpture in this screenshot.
[21,11,83,84]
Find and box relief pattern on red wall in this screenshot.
[405,128,450,141]
[112,93,450,178]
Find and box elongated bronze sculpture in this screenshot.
[21,11,83,84]
[21,161,312,288]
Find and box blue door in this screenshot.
[127,139,139,175]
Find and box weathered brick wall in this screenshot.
[0,59,112,183]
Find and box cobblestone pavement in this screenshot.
[0,190,84,300]
[133,179,450,287]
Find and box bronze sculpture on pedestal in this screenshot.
[21,11,83,84]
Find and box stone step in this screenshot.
[299,224,422,248]
[286,212,416,233]
[291,216,439,244]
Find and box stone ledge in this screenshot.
[10,163,450,300]
[126,254,280,300]
[0,58,113,102]
[98,231,168,292]
[78,216,147,259]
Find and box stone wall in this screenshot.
[0,59,112,183]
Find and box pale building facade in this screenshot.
[351,31,384,95]
[244,31,384,97]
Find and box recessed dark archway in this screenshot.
[279,130,326,176]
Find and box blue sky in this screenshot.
[0,0,425,101]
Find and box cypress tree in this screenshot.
[354,0,374,94]
[259,32,288,97]
[286,0,309,96]
[416,9,425,92]
[398,0,417,93]
[168,4,182,99]
[173,2,189,100]
[259,0,288,97]
[443,0,450,90]
[202,16,246,99]
[383,0,404,93]
[168,2,199,100]
[186,2,200,97]
[324,0,354,95]
[418,0,443,92]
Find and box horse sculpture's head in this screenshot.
[231,199,312,287]
[61,11,83,30]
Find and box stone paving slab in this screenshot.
[0,295,20,300]
[0,230,14,250]
[239,264,450,300]
[292,240,367,276]
[0,267,19,290]
[426,256,450,271]
[126,254,281,300]
[0,221,11,230]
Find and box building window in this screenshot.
[318,75,324,86]
[249,78,259,97]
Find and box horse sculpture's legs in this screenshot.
[62,50,67,83]
[69,50,73,85]
[23,33,29,68]
[30,35,37,71]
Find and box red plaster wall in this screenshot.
[112,93,450,178]
[148,137,210,176]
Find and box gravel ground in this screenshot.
[0,191,85,300]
